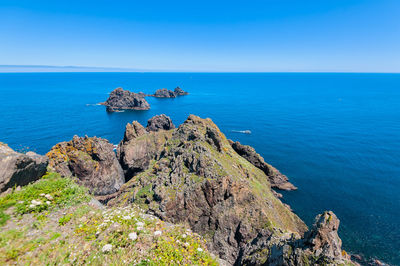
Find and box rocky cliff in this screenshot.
[0,114,357,265]
[102,114,354,265]
[101,87,150,112]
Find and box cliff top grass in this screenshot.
[0,173,218,265]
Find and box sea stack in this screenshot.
[101,87,150,112]
[152,87,189,98]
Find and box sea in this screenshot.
[0,72,399,264]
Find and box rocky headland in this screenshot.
[0,115,363,265]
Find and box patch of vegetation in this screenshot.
[0,211,9,226]
[0,172,90,219]
[59,213,73,226]
[148,229,217,265]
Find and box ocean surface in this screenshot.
[0,72,399,264]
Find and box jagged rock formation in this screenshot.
[229,141,297,191]
[153,88,177,98]
[146,114,175,132]
[238,211,350,265]
[101,87,150,112]
[109,115,310,264]
[117,121,172,180]
[174,86,189,96]
[0,142,48,192]
[152,87,189,98]
[46,136,124,195]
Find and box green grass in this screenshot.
[59,213,73,226]
[0,172,90,221]
[0,211,10,226]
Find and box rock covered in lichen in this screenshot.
[0,142,48,192]
[46,136,124,195]
[101,87,150,112]
[230,140,297,191]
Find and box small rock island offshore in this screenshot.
[0,114,362,265]
[100,87,189,112]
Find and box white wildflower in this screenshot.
[136,221,145,227]
[29,204,35,208]
[182,234,187,238]
[45,194,53,200]
[102,244,112,253]
[154,230,162,236]
[46,201,51,205]
[128,232,138,241]
[31,199,42,205]
[122,215,131,220]
[137,226,144,231]
[40,193,45,197]
[197,247,203,252]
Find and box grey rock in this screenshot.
[152,87,189,98]
[101,87,150,112]
[174,86,189,96]
[117,120,171,180]
[146,114,175,132]
[0,143,48,192]
[153,88,176,98]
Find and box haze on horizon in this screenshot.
[0,0,399,73]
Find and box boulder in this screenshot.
[101,87,150,112]
[230,141,297,190]
[0,142,48,192]
[146,114,175,132]
[46,136,124,195]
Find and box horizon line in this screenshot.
[0,65,399,74]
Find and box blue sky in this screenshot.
[0,0,399,72]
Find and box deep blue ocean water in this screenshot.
[0,72,399,264]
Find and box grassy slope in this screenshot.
[0,173,217,265]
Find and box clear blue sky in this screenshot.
[0,0,399,72]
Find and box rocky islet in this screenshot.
[101,87,189,112]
